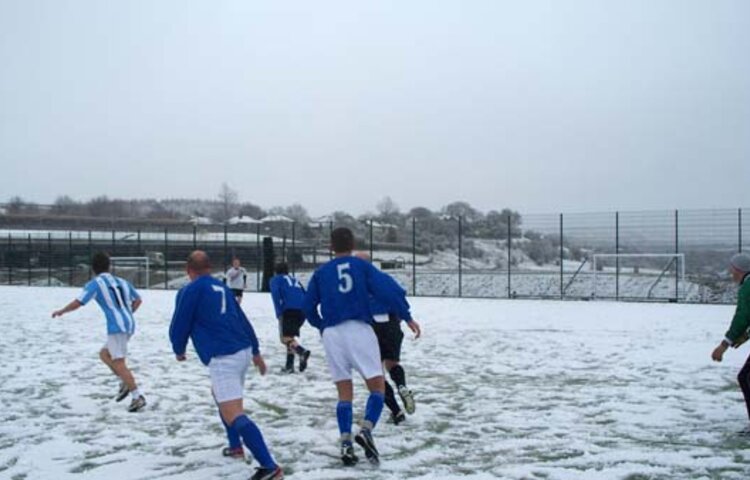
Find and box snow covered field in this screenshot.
[1,287,750,479]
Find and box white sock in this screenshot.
[130,389,141,400]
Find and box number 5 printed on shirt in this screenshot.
[337,263,353,293]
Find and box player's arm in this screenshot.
[169,288,197,360]
[237,308,266,374]
[302,274,323,330]
[132,298,143,313]
[713,289,750,361]
[128,281,143,313]
[367,267,413,321]
[53,281,96,318]
[52,299,83,318]
[269,277,284,319]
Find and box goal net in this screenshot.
[110,256,150,289]
[591,253,685,301]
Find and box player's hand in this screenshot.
[253,354,267,376]
[712,344,727,362]
[406,320,421,339]
[175,354,186,362]
[51,310,63,318]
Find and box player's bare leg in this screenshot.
[98,348,119,376]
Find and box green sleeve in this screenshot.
[725,281,750,343]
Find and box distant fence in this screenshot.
[0,207,747,304]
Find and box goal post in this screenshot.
[591,253,685,301]
[110,256,150,289]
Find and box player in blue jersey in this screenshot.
[303,228,414,466]
[169,251,283,480]
[51,252,146,412]
[270,262,311,373]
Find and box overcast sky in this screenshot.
[0,0,748,217]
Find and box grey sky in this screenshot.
[1,0,748,217]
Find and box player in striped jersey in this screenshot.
[52,252,146,412]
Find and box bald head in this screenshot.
[187,250,212,278]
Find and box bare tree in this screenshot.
[217,183,239,222]
[7,196,26,215]
[284,203,310,223]
[376,196,402,225]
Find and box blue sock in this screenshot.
[336,401,353,437]
[231,415,276,469]
[364,391,385,429]
[221,413,242,449]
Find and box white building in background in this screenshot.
[228,215,262,225]
[260,215,294,223]
[188,216,213,225]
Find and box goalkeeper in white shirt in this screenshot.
[225,257,248,304]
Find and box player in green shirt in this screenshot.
[712,253,750,432]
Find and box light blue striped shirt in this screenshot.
[77,273,140,335]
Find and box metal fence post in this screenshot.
[674,209,679,301]
[111,230,116,255]
[369,220,374,261]
[458,216,463,297]
[615,211,620,301]
[88,231,92,280]
[412,217,416,296]
[559,213,564,299]
[507,215,512,299]
[328,221,333,260]
[223,224,228,273]
[291,221,296,275]
[47,232,52,286]
[68,232,73,286]
[137,229,142,256]
[256,223,261,291]
[7,234,12,285]
[193,225,197,251]
[164,228,168,290]
[282,233,287,263]
[27,234,32,286]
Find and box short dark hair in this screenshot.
[275,262,289,275]
[92,252,110,274]
[331,227,355,253]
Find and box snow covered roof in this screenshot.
[260,215,294,223]
[188,216,212,225]
[371,221,398,230]
[228,215,261,225]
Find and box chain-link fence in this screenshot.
[0,207,746,304]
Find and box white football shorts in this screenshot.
[104,333,131,360]
[321,319,383,383]
[209,347,252,403]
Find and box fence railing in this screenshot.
[0,207,746,304]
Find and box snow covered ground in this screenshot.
[1,287,750,479]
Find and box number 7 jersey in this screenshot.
[303,256,412,332]
[169,275,260,366]
[77,273,140,335]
